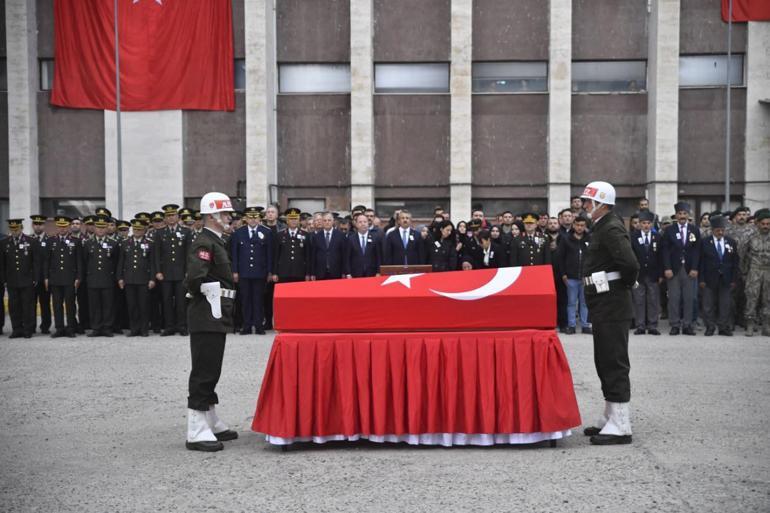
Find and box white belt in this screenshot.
[220,288,236,299]
[584,271,621,286]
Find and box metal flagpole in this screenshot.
[114,0,124,220]
[724,0,733,212]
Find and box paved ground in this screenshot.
[0,328,768,513]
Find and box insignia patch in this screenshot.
[197,249,211,261]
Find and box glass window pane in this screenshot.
[375,199,449,220]
[288,198,326,214]
[374,63,450,94]
[40,59,55,91]
[0,58,7,92]
[234,58,246,90]
[472,62,548,93]
[278,63,351,94]
[571,61,646,93]
[679,54,744,87]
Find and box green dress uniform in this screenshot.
[83,236,120,336]
[184,227,235,411]
[117,235,155,336]
[44,235,83,337]
[582,212,639,403]
[273,228,311,282]
[1,233,41,337]
[510,233,551,267]
[153,225,190,335]
[31,232,52,333]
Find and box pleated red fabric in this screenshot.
[252,330,581,438]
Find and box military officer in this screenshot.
[30,214,52,334]
[192,211,203,236]
[146,211,166,333]
[1,219,41,338]
[231,206,272,335]
[726,206,755,329]
[510,213,551,267]
[184,192,239,452]
[741,210,770,337]
[83,216,119,337]
[630,210,663,335]
[44,216,82,338]
[153,204,190,336]
[117,219,156,337]
[579,181,639,445]
[112,220,131,333]
[75,216,94,333]
[273,208,311,284]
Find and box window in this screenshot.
[471,199,549,219]
[278,64,351,94]
[472,62,548,93]
[679,54,744,87]
[0,58,7,92]
[288,199,326,214]
[374,63,450,94]
[40,59,55,91]
[40,199,105,219]
[234,58,246,90]
[571,61,646,93]
[375,199,449,220]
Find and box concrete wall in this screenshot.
[472,0,548,60]
[0,92,8,198]
[573,0,648,60]
[232,0,245,59]
[277,0,349,62]
[374,0,450,61]
[680,0,746,54]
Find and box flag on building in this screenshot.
[722,0,770,22]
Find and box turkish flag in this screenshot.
[274,266,557,332]
[722,0,770,21]
[51,0,234,111]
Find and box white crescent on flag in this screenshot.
[429,267,522,301]
[133,0,163,4]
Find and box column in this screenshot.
[6,0,39,219]
[104,111,184,217]
[449,0,472,224]
[350,0,374,209]
[646,0,680,217]
[547,0,571,216]
[744,21,770,212]
[245,0,275,207]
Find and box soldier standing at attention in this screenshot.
[579,181,639,446]
[30,215,52,334]
[83,216,119,337]
[184,192,238,452]
[1,219,41,338]
[154,204,190,336]
[741,209,770,337]
[726,206,755,330]
[231,207,272,335]
[273,208,311,285]
[75,215,95,334]
[45,216,82,338]
[510,213,550,267]
[117,219,156,337]
[147,211,166,333]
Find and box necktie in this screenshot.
[402,229,408,249]
[250,228,254,240]
[325,231,331,248]
[484,248,490,266]
[360,234,366,255]
[680,225,686,246]
[644,233,649,253]
[717,239,723,260]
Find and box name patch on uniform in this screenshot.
[197,249,212,261]
[258,231,265,240]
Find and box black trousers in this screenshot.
[35,281,52,331]
[239,278,266,329]
[50,285,77,332]
[263,281,275,329]
[149,285,163,332]
[88,287,114,333]
[703,282,732,331]
[8,286,36,335]
[592,320,631,403]
[188,332,226,411]
[76,281,90,330]
[112,285,128,331]
[0,284,5,331]
[125,284,150,334]
[161,280,186,332]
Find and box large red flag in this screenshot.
[722,0,770,21]
[52,0,234,111]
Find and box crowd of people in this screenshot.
[0,197,768,339]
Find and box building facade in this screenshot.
[2,0,769,224]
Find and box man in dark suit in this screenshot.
[311,211,346,280]
[344,212,380,278]
[630,210,663,335]
[661,201,701,335]
[699,215,739,336]
[382,210,425,267]
[231,207,273,335]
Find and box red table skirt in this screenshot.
[252,329,582,446]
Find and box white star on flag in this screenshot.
[381,274,424,289]
[133,0,163,4]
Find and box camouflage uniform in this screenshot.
[726,222,756,328]
[741,230,770,335]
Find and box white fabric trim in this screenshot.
[264,430,572,447]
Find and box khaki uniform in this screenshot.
[741,231,770,327]
[726,223,756,327]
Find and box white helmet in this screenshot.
[580,181,616,206]
[200,192,234,214]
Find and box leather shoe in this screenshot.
[581,327,592,335]
[256,329,266,335]
[185,441,224,452]
[140,331,149,337]
[682,327,696,335]
[87,331,101,337]
[161,330,175,337]
[634,328,645,335]
[564,327,575,335]
[66,330,76,338]
[178,329,188,336]
[590,434,632,445]
[718,329,733,336]
[51,330,65,339]
[126,331,138,337]
[648,328,661,336]
[239,328,252,335]
[103,331,114,338]
[704,327,715,336]
[41,329,51,335]
[669,327,680,336]
[214,430,239,442]
[583,426,602,436]
[9,332,23,339]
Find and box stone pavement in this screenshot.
[0,330,768,513]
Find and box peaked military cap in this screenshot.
[117,220,131,230]
[521,213,538,224]
[7,219,23,229]
[83,215,95,225]
[54,216,72,227]
[135,212,151,222]
[162,204,180,215]
[95,207,112,218]
[284,208,301,219]
[131,219,148,229]
[244,207,263,218]
[93,216,110,228]
[30,215,46,224]
[151,211,165,222]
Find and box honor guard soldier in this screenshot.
[231,207,273,335]
[698,215,739,336]
[510,213,551,267]
[1,219,41,338]
[117,219,156,337]
[273,208,311,284]
[579,181,639,445]
[83,216,119,337]
[630,210,663,335]
[30,215,52,334]
[661,202,701,335]
[741,209,770,337]
[45,216,82,338]
[153,204,190,336]
[184,192,239,452]
[344,211,381,278]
